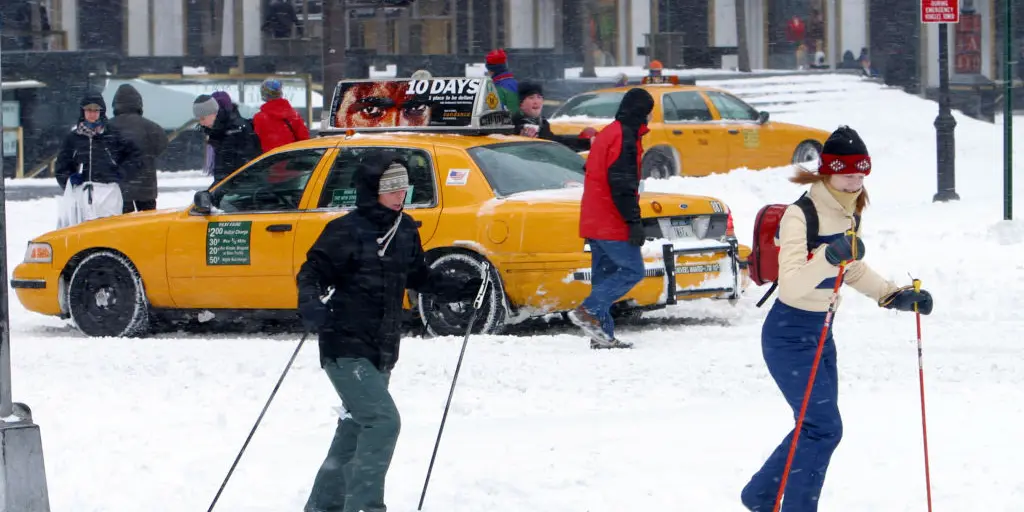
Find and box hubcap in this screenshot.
[94,287,115,309]
[795,144,820,165]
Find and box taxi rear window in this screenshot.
[467,142,585,197]
[551,92,625,118]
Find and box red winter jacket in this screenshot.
[252,98,310,152]
[579,89,654,242]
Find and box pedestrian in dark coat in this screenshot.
[297,152,482,512]
[252,78,310,152]
[108,83,169,213]
[568,88,654,349]
[740,126,935,512]
[512,81,595,152]
[193,93,260,184]
[54,92,143,223]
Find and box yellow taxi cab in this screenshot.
[548,77,831,178]
[11,76,752,338]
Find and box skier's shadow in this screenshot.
[500,313,730,337]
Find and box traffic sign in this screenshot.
[921,0,960,23]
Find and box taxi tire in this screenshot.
[642,147,678,179]
[67,251,150,338]
[418,252,506,337]
[792,141,823,168]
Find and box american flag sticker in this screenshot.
[446,169,470,186]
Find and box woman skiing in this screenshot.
[740,126,935,511]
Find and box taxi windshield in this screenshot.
[467,141,586,197]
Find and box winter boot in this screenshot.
[590,337,634,349]
[567,306,612,343]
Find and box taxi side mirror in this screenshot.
[193,190,213,215]
[757,111,770,124]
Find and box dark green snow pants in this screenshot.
[305,358,400,512]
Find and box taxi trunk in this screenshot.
[490,189,744,317]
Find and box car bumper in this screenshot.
[11,263,63,316]
[570,238,748,305]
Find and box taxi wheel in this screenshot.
[67,251,150,338]
[418,252,506,337]
[792,141,822,167]
[642,148,678,179]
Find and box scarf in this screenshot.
[75,121,104,137]
[824,181,860,214]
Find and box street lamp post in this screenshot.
[934,23,960,202]
[0,17,53,512]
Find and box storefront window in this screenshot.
[768,0,828,70]
[590,0,619,65]
[414,0,453,54]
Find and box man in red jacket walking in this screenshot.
[253,78,310,152]
[569,88,654,349]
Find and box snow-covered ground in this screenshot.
[4,74,1024,511]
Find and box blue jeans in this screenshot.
[305,358,400,512]
[580,239,645,339]
[741,301,842,512]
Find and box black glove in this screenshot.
[824,233,866,265]
[879,286,933,315]
[298,300,329,332]
[627,222,646,247]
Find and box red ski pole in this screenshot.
[772,260,848,512]
[912,278,934,512]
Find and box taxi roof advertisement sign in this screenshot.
[328,77,511,132]
[921,0,959,23]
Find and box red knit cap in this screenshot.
[486,48,507,66]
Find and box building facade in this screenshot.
[8,0,1023,85]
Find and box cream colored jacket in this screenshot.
[776,181,899,312]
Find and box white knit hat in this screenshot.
[378,162,409,194]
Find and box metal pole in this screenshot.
[149,0,157,55]
[0,13,12,419]
[933,23,960,202]
[1003,0,1013,220]
[234,0,245,73]
[322,0,348,114]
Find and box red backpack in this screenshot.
[747,194,859,307]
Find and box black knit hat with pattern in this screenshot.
[819,125,872,175]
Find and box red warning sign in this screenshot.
[921,0,960,23]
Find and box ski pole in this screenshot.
[418,263,492,511]
[207,331,309,512]
[773,233,855,512]
[912,277,934,512]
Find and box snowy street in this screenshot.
[4,74,1024,511]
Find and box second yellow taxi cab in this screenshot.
[548,81,831,178]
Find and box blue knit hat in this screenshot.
[261,78,283,101]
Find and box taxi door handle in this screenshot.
[266,224,293,232]
[672,130,683,135]
[414,220,422,227]
[728,129,740,135]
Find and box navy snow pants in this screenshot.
[741,300,843,512]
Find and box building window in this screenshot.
[769,0,828,70]
[591,0,619,65]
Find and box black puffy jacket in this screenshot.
[108,84,169,201]
[54,93,143,190]
[296,152,469,371]
[202,105,261,183]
